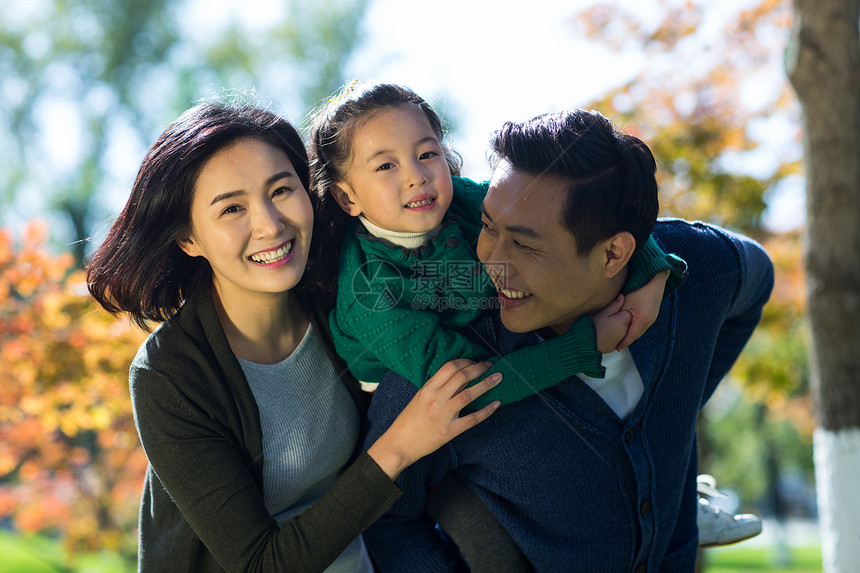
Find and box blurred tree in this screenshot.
[0,221,147,562]
[786,0,860,571]
[571,0,812,539]
[0,0,369,267]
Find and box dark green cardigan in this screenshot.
[129,287,402,572]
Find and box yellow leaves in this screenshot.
[1,220,147,555]
[574,1,811,439]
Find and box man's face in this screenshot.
[477,160,615,335]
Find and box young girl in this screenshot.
[85,98,504,572]
[309,81,686,407]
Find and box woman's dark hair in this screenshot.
[307,81,462,306]
[489,109,658,256]
[86,98,312,329]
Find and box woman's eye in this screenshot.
[221,205,242,215]
[272,186,292,198]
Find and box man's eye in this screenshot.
[481,221,495,232]
[513,240,530,250]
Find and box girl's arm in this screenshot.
[131,360,499,572]
[334,282,604,408]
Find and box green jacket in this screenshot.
[330,176,686,408]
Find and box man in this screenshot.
[362,109,774,572]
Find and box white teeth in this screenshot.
[490,277,531,299]
[405,198,434,208]
[250,241,292,263]
[500,287,531,299]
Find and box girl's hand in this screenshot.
[593,294,633,354]
[616,270,669,350]
[367,360,501,480]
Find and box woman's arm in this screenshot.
[131,360,499,572]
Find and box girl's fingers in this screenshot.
[606,293,625,314]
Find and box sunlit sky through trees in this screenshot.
[4,0,804,240]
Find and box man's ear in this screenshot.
[331,183,362,217]
[176,231,201,258]
[603,232,636,279]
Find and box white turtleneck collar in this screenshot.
[358,215,440,250]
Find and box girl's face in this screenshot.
[179,138,314,305]
[334,104,453,233]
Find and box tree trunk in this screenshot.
[785,1,860,571]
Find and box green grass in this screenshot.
[702,545,822,572]
[0,529,823,573]
[0,530,134,573]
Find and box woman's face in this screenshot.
[179,138,314,305]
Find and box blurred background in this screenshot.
[0,0,821,571]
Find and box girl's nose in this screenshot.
[407,160,429,187]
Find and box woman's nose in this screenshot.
[253,202,286,238]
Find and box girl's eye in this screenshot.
[376,162,394,172]
[419,151,438,160]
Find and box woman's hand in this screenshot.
[616,270,669,350]
[367,360,501,480]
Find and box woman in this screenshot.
[86,99,501,572]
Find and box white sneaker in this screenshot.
[697,474,763,547]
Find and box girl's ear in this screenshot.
[331,183,362,217]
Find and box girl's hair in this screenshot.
[87,98,314,329]
[307,81,462,306]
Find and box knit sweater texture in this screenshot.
[330,175,687,407]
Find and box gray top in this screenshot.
[239,323,372,573]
